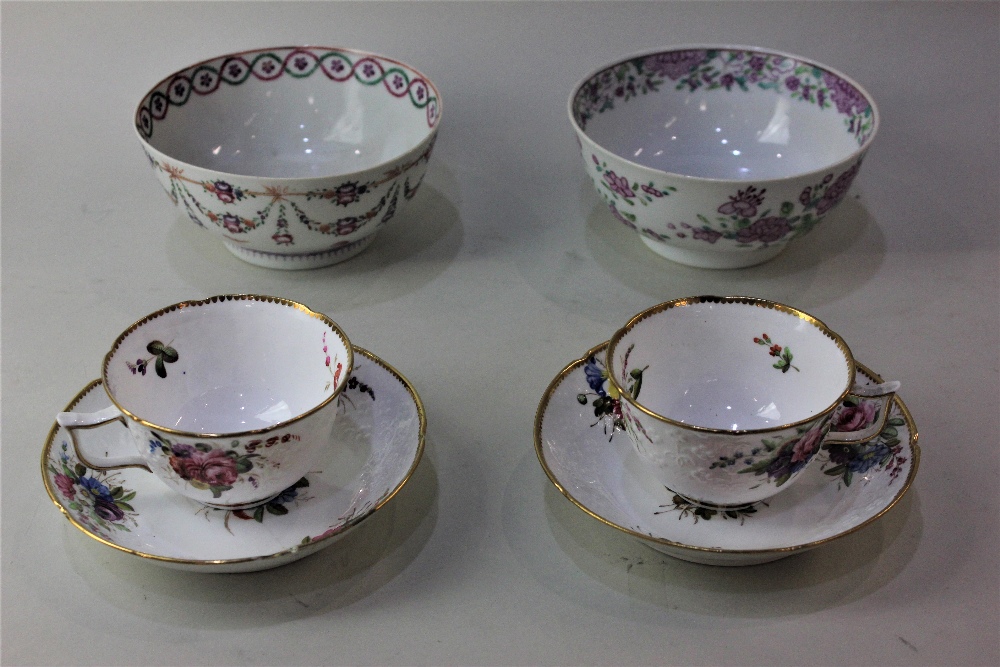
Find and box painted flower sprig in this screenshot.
[754,333,799,373]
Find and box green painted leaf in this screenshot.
[253,506,265,522]
[266,503,289,516]
[147,340,166,355]
[75,463,87,478]
[116,501,135,512]
[120,491,136,502]
[111,486,124,499]
[888,417,906,427]
[155,357,167,378]
[576,394,588,405]
[160,347,179,364]
[880,426,899,439]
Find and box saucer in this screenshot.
[534,342,919,566]
[42,347,425,573]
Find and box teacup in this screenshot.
[56,295,353,509]
[605,296,898,507]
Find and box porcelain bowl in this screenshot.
[135,46,441,269]
[569,46,878,269]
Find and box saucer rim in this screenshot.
[41,346,426,568]
[533,341,920,558]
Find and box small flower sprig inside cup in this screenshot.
[56,295,353,509]
[605,296,899,508]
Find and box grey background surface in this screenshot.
[2,1,998,665]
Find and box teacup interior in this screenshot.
[577,50,871,180]
[610,299,851,430]
[104,297,351,434]
[141,48,437,178]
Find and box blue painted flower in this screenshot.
[77,476,113,501]
[583,357,607,397]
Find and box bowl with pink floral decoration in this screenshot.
[569,46,877,269]
[136,46,441,269]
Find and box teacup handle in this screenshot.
[823,380,901,445]
[56,405,152,472]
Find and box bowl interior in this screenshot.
[573,48,875,180]
[104,297,351,433]
[609,298,851,430]
[137,48,440,178]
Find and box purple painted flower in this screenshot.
[641,184,664,197]
[329,59,345,73]
[644,50,708,80]
[199,73,213,88]
[261,60,276,74]
[170,443,196,458]
[603,171,634,198]
[717,186,766,218]
[392,74,404,90]
[693,228,723,244]
[815,163,860,214]
[227,63,242,78]
[363,63,376,78]
[294,56,309,71]
[785,76,800,92]
[823,72,868,116]
[749,55,766,72]
[54,473,76,499]
[736,217,792,244]
[719,73,736,89]
[94,497,125,522]
[799,185,813,206]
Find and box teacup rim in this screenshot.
[605,295,857,435]
[134,44,443,182]
[567,43,879,185]
[101,294,354,439]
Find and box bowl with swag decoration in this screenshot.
[569,45,877,269]
[135,46,441,269]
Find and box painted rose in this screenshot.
[790,424,825,464]
[329,181,367,206]
[736,217,792,244]
[644,50,707,80]
[170,448,239,487]
[221,213,242,234]
[212,181,236,203]
[603,171,633,198]
[54,473,76,499]
[831,400,878,432]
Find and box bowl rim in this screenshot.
[134,45,442,182]
[604,295,857,435]
[567,44,879,185]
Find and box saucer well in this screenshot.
[42,347,425,573]
[534,342,919,566]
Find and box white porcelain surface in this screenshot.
[535,342,918,566]
[135,46,441,269]
[43,347,425,573]
[58,295,353,509]
[569,46,877,268]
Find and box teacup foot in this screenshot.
[223,234,376,270]
[640,236,785,269]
